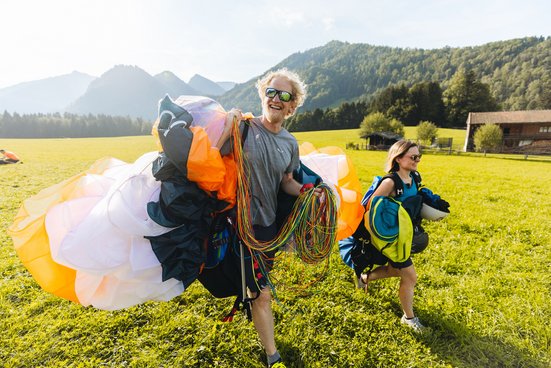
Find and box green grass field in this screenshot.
[1,130,550,367]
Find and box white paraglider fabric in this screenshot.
[45,152,184,310]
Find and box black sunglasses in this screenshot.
[410,154,422,162]
[265,87,293,102]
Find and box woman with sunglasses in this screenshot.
[358,139,425,331]
[213,68,307,368]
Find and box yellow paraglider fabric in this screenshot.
[8,157,125,303]
[365,196,413,263]
[298,144,363,240]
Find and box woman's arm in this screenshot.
[372,178,395,197]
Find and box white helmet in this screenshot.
[421,203,449,221]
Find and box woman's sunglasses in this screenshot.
[265,87,293,102]
[410,154,422,162]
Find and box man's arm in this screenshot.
[216,109,242,150]
[280,173,302,196]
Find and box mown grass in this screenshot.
[1,131,550,367]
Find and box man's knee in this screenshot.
[251,288,272,309]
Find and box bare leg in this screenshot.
[367,264,401,281]
[365,264,417,318]
[396,265,417,318]
[251,288,277,356]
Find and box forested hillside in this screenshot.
[219,37,550,115]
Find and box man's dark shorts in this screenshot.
[198,223,278,297]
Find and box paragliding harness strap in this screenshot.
[239,119,250,148]
[221,239,260,322]
[361,171,422,207]
[222,120,256,323]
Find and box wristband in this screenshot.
[300,183,314,194]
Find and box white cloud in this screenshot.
[269,7,306,28]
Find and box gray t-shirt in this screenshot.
[222,117,300,227]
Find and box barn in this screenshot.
[464,110,551,154]
[360,131,402,149]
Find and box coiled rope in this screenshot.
[231,117,338,265]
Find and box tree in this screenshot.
[333,101,369,129]
[409,82,446,126]
[370,84,411,123]
[443,68,498,127]
[359,112,404,138]
[389,118,405,137]
[416,121,438,145]
[370,82,447,126]
[0,112,152,138]
[537,78,551,109]
[285,101,369,132]
[473,123,503,154]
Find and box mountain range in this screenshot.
[0,71,96,114]
[0,36,549,120]
[220,36,550,114]
[0,67,235,120]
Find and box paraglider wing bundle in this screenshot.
[147,177,219,228]
[145,223,206,287]
[146,95,232,285]
[146,173,230,283]
[275,162,322,230]
[156,95,195,176]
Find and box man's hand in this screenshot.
[300,183,314,194]
[216,108,243,149]
[300,183,326,203]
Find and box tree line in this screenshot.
[0,112,152,138]
[286,67,525,132]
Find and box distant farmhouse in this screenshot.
[360,131,402,149]
[464,110,551,154]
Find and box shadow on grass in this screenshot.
[416,311,548,368]
[277,340,305,368]
[501,156,551,164]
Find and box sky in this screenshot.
[0,0,550,89]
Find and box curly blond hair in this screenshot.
[255,68,307,117]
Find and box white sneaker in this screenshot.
[354,273,369,293]
[400,314,425,331]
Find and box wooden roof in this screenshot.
[360,131,402,139]
[467,110,551,125]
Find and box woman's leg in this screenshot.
[364,263,417,317]
[365,264,400,282]
[395,264,417,318]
